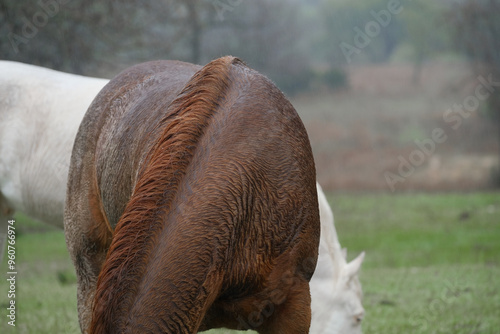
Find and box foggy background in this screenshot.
[1,2,499,333]
[1,0,499,192]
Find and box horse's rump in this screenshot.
[66,56,319,333]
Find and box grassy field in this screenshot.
[329,192,500,334]
[1,192,499,333]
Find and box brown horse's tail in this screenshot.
[90,56,242,333]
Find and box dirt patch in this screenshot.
[292,62,499,192]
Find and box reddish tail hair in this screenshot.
[90,56,242,333]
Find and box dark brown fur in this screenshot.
[64,56,320,334]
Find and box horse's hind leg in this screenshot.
[64,180,112,333]
[259,277,312,334]
[0,192,15,262]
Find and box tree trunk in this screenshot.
[186,1,201,64]
[496,97,500,187]
[412,52,424,86]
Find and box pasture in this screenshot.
[1,192,498,333]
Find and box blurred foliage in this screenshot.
[447,0,500,68]
[448,0,500,118]
[447,0,500,171]
[400,1,453,83]
[318,0,406,65]
[0,0,494,95]
[318,0,453,74]
[0,0,211,75]
[0,0,318,94]
[316,67,347,90]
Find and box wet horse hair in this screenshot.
[65,56,320,333]
[91,57,235,333]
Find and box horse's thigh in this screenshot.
[259,277,312,334]
[0,192,15,262]
[64,204,111,334]
[0,191,15,223]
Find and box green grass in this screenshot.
[1,192,499,333]
[1,224,79,333]
[330,192,500,268]
[330,192,500,334]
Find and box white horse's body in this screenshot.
[0,61,365,334]
[0,61,108,227]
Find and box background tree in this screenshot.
[401,1,451,84]
[448,0,500,181]
[318,0,406,66]
[0,0,194,75]
[0,0,315,94]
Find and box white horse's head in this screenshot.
[323,250,365,334]
[310,184,365,334]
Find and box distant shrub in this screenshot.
[272,66,315,96]
[491,165,500,188]
[319,68,348,90]
[270,66,348,96]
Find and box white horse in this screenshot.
[0,61,108,227]
[0,61,365,334]
[311,184,365,334]
[0,60,108,264]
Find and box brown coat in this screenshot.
[64,56,320,334]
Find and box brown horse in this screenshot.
[64,56,320,333]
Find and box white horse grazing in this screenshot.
[0,60,108,229]
[310,184,365,334]
[0,61,365,334]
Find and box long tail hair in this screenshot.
[90,56,242,333]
